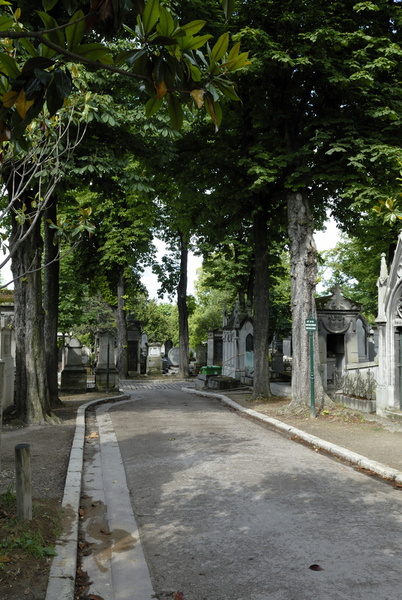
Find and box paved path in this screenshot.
[104,389,402,600]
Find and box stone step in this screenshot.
[384,409,402,422]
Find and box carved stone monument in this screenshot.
[60,337,87,392]
[94,331,119,391]
[147,342,163,375]
[316,284,370,388]
[376,240,402,415]
[0,314,14,413]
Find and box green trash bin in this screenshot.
[200,365,222,375]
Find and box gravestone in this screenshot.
[61,337,87,392]
[168,346,180,367]
[94,331,119,391]
[127,318,142,375]
[0,314,14,413]
[147,342,163,375]
[207,329,223,366]
[195,344,207,369]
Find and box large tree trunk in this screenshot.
[252,205,271,398]
[177,232,189,378]
[11,195,52,424]
[287,190,331,410]
[44,200,62,406]
[116,272,129,379]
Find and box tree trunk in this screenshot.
[44,200,62,406]
[177,233,189,378]
[116,272,129,379]
[11,195,52,424]
[252,205,271,398]
[287,190,331,410]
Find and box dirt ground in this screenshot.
[2,386,402,600]
[0,392,118,600]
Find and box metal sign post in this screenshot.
[305,315,317,418]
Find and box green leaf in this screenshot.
[75,43,113,64]
[145,95,163,118]
[205,96,222,131]
[174,20,206,37]
[37,11,65,49]
[0,15,13,30]
[65,10,86,51]
[211,32,230,62]
[22,57,54,73]
[150,35,178,46]
[142,0,160,36]
[221,0,235,20]
[214,78,240,101]
[0,53,20,79]
[115,48,147,66]
[53,68,72,98]
[157,5,175,37]
[19,38,39,58]
[178,34,212,52]
[42,0,59,10]
[167,93,183,130]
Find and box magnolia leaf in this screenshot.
[42,0,59,10]
[179,34,212,52]
[145,95,163,118]
[22,57,54,73]
[154,78,168,99]
[205,96,222,132]
[37,11,65,48]
[167,93,183,130]
[0,53,21,79]
[2,89,19,107]
[175,19,206,37]
[142,0,160,36]
[157,5,175,37]
[66,10,86,51]
[190,88,205,108]
[221,0,235,20]
[0,15,13,30]
[211,32,230,62]
[15,89,35,118]
[75,43,113,64]
[221,51,251,72]
[214,79,240,101]
[150,35,178,46]
[227,41,241,61]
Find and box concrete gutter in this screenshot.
[185,388,402,486]
[45,394,129,600]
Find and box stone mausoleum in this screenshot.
[376,236,402,416]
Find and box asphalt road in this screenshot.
[108,389,402,600]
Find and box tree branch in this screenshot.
[2,28,151,83]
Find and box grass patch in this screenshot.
[0,486,63,592]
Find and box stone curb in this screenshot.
[184,388,402,486]
[45,393,130,600]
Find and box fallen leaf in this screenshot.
[0,555,11,563]
[309,564,324,571]
[85,432,99,439]
[88,595,105,600]
[173,593,185,600]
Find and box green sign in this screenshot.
[305,318,317,331]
